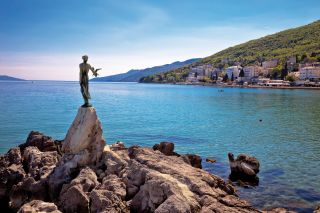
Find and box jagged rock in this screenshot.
[0,163,25,199]
[110,141,126,151]
[18,200,61,213]
[9,147,59,210]
[23,146,59,180]
[20,131,62,153]
[0,147,25,200]
[228,153,260,178]
[103,148,128,176]
[62,107,106,165]
[58,167,98,213]
[9,177,49,210]
[90,175,128,213]
[49,107,106,200]
[181,154,202,169]
[153,141,175,156]
[123,146,258,213]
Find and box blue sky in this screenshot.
[0,0,319,80]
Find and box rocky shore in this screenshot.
[0,107,315,213]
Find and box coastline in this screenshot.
[142,82,320,90]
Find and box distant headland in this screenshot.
[0,75,25,81]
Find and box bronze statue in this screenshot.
[79,55,101,107]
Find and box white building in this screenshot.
[299,66,320,80]
[243,66,262,81]
[226,66,241,80]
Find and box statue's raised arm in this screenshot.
[79,55,101,107]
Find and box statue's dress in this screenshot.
[79,63,93,102]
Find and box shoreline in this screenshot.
[143,82,320,90]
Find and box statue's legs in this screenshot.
[80,84,92,107]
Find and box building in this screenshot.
[226,66,241,80]
[243,66,263,81]
[187,65,215,82]
[299,66,320,81]
[262,60,278,69]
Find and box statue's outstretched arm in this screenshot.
[89,65,101,77]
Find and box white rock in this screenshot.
[62,107,106,164]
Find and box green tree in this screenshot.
[222,73,229,82]
[239,68,245,78]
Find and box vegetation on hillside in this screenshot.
[140,20,320,83]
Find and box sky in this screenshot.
[0,0,319,80]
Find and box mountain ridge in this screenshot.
[91,58,200,82]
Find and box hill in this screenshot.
[0,75,25,81]
[90,58,200,82]
[140,20,320,83]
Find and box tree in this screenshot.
[231,73,234,81]
[222,73,229,82]
[286,73,296,82]
[216,72,218,80]
[239,68,245,78]
[281,63,288,80]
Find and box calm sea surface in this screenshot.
[0,81,319,212]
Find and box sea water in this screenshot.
[0,81,319,212]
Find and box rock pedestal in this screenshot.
[62,107,105,165]
[49,107,106,200]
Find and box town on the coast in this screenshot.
[183,56,320,87]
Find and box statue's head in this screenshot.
[82,55,88,63]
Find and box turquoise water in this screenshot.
[0,81,320,212]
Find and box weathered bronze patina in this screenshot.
[79,55,101,107]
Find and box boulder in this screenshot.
[153,142,175,156]
[181,154,202,169]
[18,200,61,213]
[20,131,62,153]
[9,147,59,210]
[23,146,59,180]
[90,175,128,213]
[62,107,106,165]
[49,107,106,199]
[0,147,25,200]
[228,153,260,183]
[58,167,98,213]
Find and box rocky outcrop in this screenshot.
[90,175,128,213]
[153,141,202,169]
[59,167,98,213]
[9,146,59,210]
[0,107,294,213]
[124,146,257,213]
[49,107,106,200]
[20,131,62,153]
[228,153,260,184]
[153,141,175,156]
[62,107,105,165]
[18,200,61,213]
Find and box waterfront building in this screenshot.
[262,59,278,69]
[299,66,320,81]
[226,66,241,80]
[243,66,263,81]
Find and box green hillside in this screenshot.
[140,20,320,83]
